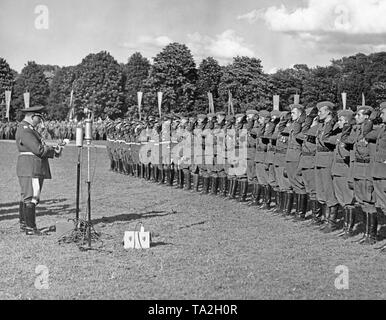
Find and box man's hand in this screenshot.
[54,145,63,157]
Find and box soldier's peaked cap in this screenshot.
[225,115,235,121]
[259,110,271,118]
[216,111,226,116]
[270,110,282,118]
[197,114,207,119]
[338,110,354,119]
[316,101,335,110]
[20,105,47,113]
[246,109,258,115]
[236,113,245,118]
[207,113,217,118]
[356,105,374,114]
[290,103,305,111]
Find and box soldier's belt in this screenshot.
[355,158,370,163]
[301,152,315,156]
[19,152,35,156]
[317,147,330,152]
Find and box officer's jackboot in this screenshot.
[319,204,330,230]
[341,207,356,239]
[227,178,234,198]
[159,168,165,184]
[239,180,248,202]
[221,177,229,197]
[362,212,378,245]
[263,185,272,210]
[165,168,171,186]
[19,201,26,232]
[110,160,114,171]
[211,176,219,195]
[337,206,349,237]
[168,168,174,186]
[272,191,283,214]
[323,205,339,233]
[24,203,43,236]
[283,192,294,217]
[293,194,308,222]
[201,176,210,194]
[184,171,191,190]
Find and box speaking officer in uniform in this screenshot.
[16,106,63,235]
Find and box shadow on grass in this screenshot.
[92,210,178,226]
[0,202,75,222]
[0,198,67,212]
[151,241,173,247]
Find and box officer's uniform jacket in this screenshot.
[273,122,291,168]
[366,123,386,179]
[297,119,319,170]
[254,123,268,164]
[285,116,305,163]
[263,121,278,166]
[15,120,55,179]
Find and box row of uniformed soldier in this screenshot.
[106,102,386,251]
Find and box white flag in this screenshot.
[5,90,11,119]
[207,92,214,113]
[137,91,143,120]
[228,90,234,115]
[157,92,163,118]
[294,94,300,105]
[341,92,347,110]
[362,93,365,106]
[273,95,280,111]
[23,92,30,109]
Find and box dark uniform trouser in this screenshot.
[315,166,338,207]
[373,178,386,211]
[298,168,317,200]
[332,175,354,207]
[286,161,306,195]
[19,177,44,205]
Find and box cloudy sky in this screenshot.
[1,0,386,73]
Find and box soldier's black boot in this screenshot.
[168,168,174,186]
[338,206,349,237]
[283,192,294,217]
[192,174,199,192]
[154,167,159,182]
[184,171,191,190]
[19,201,26,232]
[362,212,378,245]
[293,194,308,222]
[229,178,238,200]
[159,168,165,184]
[341,206,356,239]
[211,176,219,195]
[352,211,368,243]
[201,176,210,194]
[110,160,114,171]
[227,178,234,198]
[323,205,339,233]
[263,185,272,210]
[319,204,330,230]
[248,184,257,206]
[239,180,248,202]
[272,191,283,214]
[178,170,184,189]
[309,200,323,225]
[222,177,229,197]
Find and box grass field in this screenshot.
[0,140,385,300]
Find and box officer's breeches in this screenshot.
[18,177,44,205]
[299,168,316,200]
[274,165,291,192]
[255,162,269,186]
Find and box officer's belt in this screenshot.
[355,158,370,163]
[317,147,330,152]
[19,152,35,156]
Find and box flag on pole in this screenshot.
[5,90,11,119]
[207,92,214,113]
[273,95,280,111]
[137,91,143,120]
[341,92,347,110]
[294,94,300,105]
[228,90,234,115]
[157,92,163,118]
[362,93,365,106]
[69,89,74,121]
[23,92,30,109]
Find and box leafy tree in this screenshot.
[218,56,271,113]
[12,61,50,120]
[143,43,197,116]
[47,66,77,120]
[195,57,223,114]
[73,51,125,119]
[0,57,15,119]
[124,52,150,109]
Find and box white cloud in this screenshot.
[239,0,386,52]
[187,29,255,65]
[120,35,173,50]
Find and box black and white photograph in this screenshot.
[0,0,386,303]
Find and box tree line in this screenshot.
[0,43,385,121]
